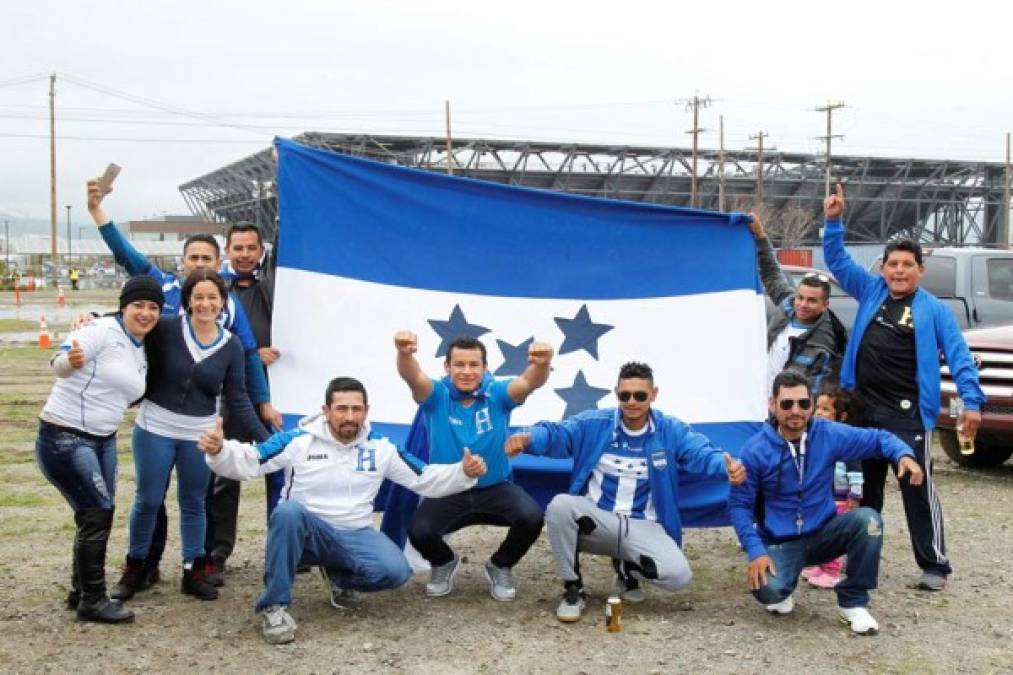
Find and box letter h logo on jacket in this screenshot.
[356,447,377,472]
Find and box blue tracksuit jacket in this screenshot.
[822,216,984,429]
[728,418,913,561]
[527,408,728,547]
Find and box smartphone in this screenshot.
[97,163,121,191]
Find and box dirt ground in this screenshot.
[1,289,1011,674]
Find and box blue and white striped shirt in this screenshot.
[587,419,655,520]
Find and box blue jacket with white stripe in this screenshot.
[822,216,984,429]
[527,408,729,547]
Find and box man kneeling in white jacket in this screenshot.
[197,376,487,644]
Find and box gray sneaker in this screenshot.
[616,574,646,603]
[321,568,362,609]
[261,604,297,645]
[425,555,460,598]
[556,585,586,623]
[483,560,517,602]
[917,571,947,591]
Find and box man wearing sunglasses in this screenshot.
[729,370,924,635]
[822,184,984,592]
[748,214,848,396]
[504,362,746,623]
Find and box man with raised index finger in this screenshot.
[822,183,984,591]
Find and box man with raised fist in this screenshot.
[197,376,486,645]
[394,331,553,602]
[504,361,745,622]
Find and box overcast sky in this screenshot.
[2,0,1010,224]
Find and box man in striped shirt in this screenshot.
[505,362,745,622]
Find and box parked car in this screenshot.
[870,247,1013,330]
[938,323,1013,467]
[781,264,856,329]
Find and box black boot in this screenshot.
[181,557,219,601]
[142,501,168,588]
[75,509,134,624]
[111,555,150,601]
[66,533,80,610]
[204,554,226,588]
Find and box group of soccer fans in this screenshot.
[36,178,983,644]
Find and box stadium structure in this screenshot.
[179,133,1010,247]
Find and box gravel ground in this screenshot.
[1,290,1011,674]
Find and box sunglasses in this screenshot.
[778,398,812,411]
[617,391,650,403]
[802,272,831,284]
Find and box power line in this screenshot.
[0,132,266,144]
[57,73,271,139]
[0,73,49,89]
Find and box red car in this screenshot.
[938,323,1013,467]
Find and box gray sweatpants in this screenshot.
[545,494,692,591]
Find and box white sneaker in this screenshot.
[425,555,460,598]
[839,606,879,635]
[556,585,586,623]
[261,604,297,644]
[765,595,794,615]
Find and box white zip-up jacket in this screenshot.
[206,413,477,530]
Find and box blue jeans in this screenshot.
[127,426,211,563]
[35,420,117,511]
[256,501,413,612]
[753,507,884,609]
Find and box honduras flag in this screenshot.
[270,137,767,544]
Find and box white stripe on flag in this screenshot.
[271,268,768,426]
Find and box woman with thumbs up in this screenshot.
[36,275,165,624]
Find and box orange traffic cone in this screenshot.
[57,285,66,306]
[38,314,51,349]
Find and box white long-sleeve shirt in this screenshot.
[41,316,147,436]
[206,414,477,530]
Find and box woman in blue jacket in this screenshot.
[115,270,270,601]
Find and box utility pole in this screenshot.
[749,131,772,205]
[49,73,58,283]
[65,205,72,267]
[815,100,846,197]
[3,218,9,272]
[718,114,726,212]
[1003,132,1011,248]
[679,94,711,208]
[445,100,453,176]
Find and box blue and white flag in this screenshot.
[270,137,767,528]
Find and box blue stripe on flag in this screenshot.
[275,138,757,300]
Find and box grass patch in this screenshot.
[0,319,37,332]
[0,492,46,507]
[0,450,35,465]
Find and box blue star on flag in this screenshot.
[555,370,610,418]
[495,337,533,376]
[427,305,490,358]
[554,304,613,360]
